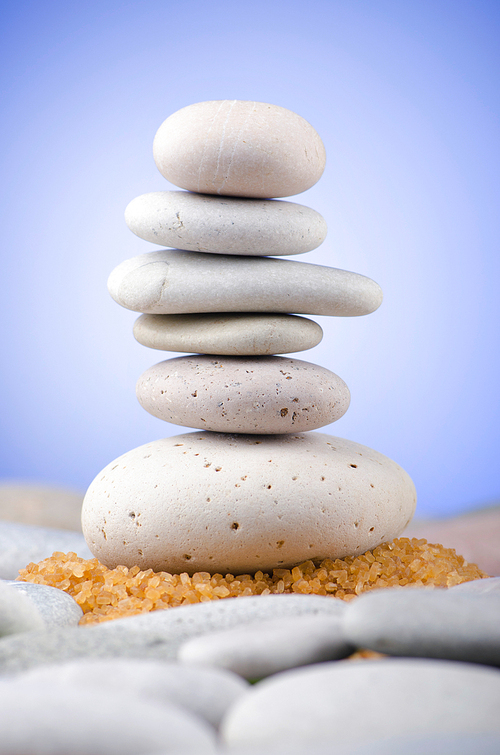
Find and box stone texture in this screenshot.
[178,614,352,679]
[125,191,327,255]
[136,355,350,434]
[0,521,93,580]
[0,681,215,754]
[350,732,500,755]
[133,312,323,355]
[0,481,84,530]
[81,431,416,575]
[153,100,326,198]
[2,580,83,627]
[403,504,500,576]
[0,581,45,637]
[10,658,248,728]
[342,587,500,666]
[107,250,383,317]
[450,577,500,595]
[220,659,500,750]
[0,594,345,673]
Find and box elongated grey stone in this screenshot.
[11,658,248,728]
[220,659,500,750]
[449,577,500,596]
[0,682,215,754]
[125,191,327,255]
[2,580,83,627]
[342,588,500,666]
[107,250,383,317]
[178,614,353,679]
[0,595,345,674]
[133,312,323,355]
[0,521,93,580]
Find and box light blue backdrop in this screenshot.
[1,0,499,517]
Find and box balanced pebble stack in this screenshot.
[81,100,417,576]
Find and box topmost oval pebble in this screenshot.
[153,100,326,199]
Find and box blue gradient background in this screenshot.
[1,1,499,517]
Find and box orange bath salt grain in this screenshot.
[16,538,489,626]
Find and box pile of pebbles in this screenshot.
[82,99,416,576]
[1,101,499,754]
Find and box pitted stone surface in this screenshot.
[81,432,416,575]
[220,659,500,750]
[342,587,500,666]
[136,355,350,434]
[125,191,327,255]
[107,250,383,317]
[133,313,323,355]
[153,100,326,198]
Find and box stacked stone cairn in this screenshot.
[81,100,417,576]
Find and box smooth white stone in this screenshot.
[107,250,383,317]
[133,313,323,355]
[12,658,248,728]
[81,431,416,575]
[2,580,82,627]
[125,192,327,255]
[0,682,216,754]
[178,614,352,679]
[220,659,500,750]
[0,581,45,637]
[153,100,326,198]
[0,595,345,673]
[136,356,350,434]
[0,521,93,580]
[342,587,500,666]
[449,577,500,595]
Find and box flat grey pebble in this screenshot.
[342,587,500,666]
[178,614,353,679]
[0,520,92,579]
[7,658,247,728]
[0,595,344,674]
[125,191,327,256]
[220,658,500,750]
[2,580,82,627]
[96,594,347,640]
[107,250,383,317]
[449,576,500,595]
[0,681,215,754]
[0,581,45,636]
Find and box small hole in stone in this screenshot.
[350,464,358,468]
[138,549,143,556]
[183,554,192,560]
[369,526,375,532]
[129,512,135,518]
[231,522,240,530]
[280,408,288,417]
[267,484,272,489]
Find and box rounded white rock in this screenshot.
[153,100,326,198]
[125,191,327,256]
[135,355,350,434]
[133,313,323,355]
[107,250,383,317]
[81,432,416,575]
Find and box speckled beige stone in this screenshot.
[107,250,383,317]
[133,313,323,355]
[125,192,327,256]
[153,100,326,198]
[135,356,350,434]
[81,432,417,575]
